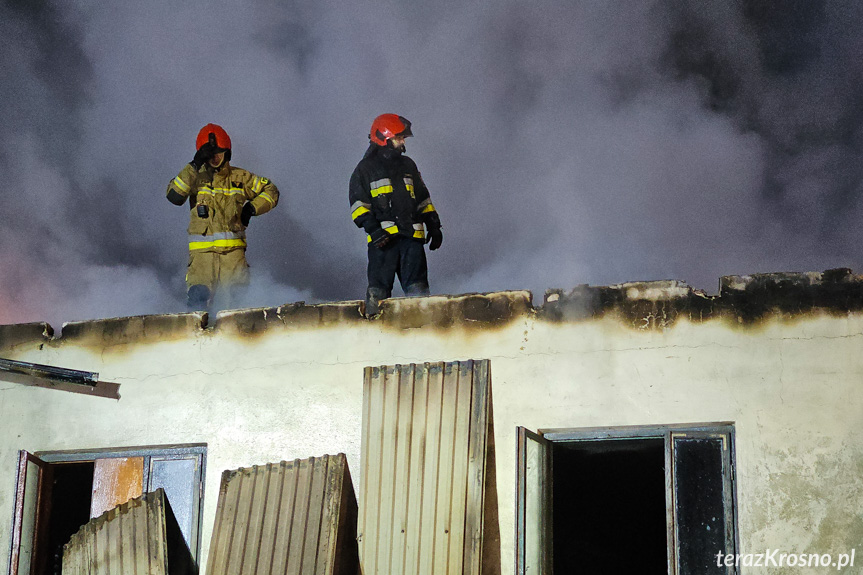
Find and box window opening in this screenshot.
[516,424,738,575]
[553,438,667,574]
[43,463,94,575]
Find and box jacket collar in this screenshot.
[209,161,231,176]
[364,143,404,162]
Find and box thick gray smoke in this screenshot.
[2,0,861,327]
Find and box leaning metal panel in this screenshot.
[63,489,169,575]
[358,360,490,575]
[206,454,358,575]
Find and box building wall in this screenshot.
[2,278,862,573]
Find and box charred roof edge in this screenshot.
[1,268,862,350]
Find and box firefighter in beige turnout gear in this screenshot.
[166,123,279,308]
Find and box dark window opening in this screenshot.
[517,425,738,575]
[553,438,667,575]
[43,462,94,575]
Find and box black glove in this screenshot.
[196,204,209,218]
[241,202,256,226]
[427,227,443,250]
[191,143,217,170]
[369,227,392,249]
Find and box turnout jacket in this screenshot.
[349,145,441,243]
[166,162,279,253]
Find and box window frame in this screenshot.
[10,443,206,575]
[515,427,552,575]
[9,452,51,575]
[517,422,740,575]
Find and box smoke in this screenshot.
[208,272,313,318]
[2,0,862,327]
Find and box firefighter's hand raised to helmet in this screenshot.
[427,228,443,250]
[369,227,392,249]
[241,202,256,227]
[191,143,217,170]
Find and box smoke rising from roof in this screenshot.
[2,0,861,327]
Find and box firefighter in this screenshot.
[349,114,443,316]
[166,123,279,308]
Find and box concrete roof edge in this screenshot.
[0,322,54,350]
[541,267,863,326]
[2,269,862,350]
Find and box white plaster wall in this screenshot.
[2,312,862,574]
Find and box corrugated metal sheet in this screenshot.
[63,488,172,575]
[358,360,490,575]
[206,454,359,575]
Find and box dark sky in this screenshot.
[2,0,862,327]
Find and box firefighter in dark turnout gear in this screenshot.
[349,114,442,316]
[167,124,279,308]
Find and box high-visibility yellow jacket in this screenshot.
[166,162,279,253]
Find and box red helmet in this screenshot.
[196,123,231,151]
[369,114,412,146]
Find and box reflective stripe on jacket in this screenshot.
[166,162,279,253]
[348,145,440,242]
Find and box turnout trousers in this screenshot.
[366,236,429,315]
[186,248,250,308]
